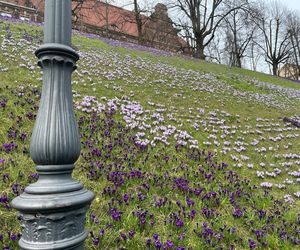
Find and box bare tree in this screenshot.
[222,0,256,68]
[120,0,152,44]
[248,41,262,71]
[251,1,291,76]
[133,0,143,42]
[178,21,195,53]
[206,31,224,64]
[287,11,300,80]
[92,0,119,35]
[170,0,244,59]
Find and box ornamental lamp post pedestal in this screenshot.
[11,0,94,249]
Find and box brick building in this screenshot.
[278,64,300,81]
[143,3,185,51]
[0,0,188,52]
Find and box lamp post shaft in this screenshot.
[44,0,71,45]
[11,1,94,249]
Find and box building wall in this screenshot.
[73,0,142,37]
[278,64,300,81]
[143,3,183,51]
[0,0,42,22]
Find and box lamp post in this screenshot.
[11,0,94,249]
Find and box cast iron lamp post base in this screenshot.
[11,1,94,249]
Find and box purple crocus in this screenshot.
[153,233,159,240]
[110,208,122,221]
[9,234,16,241]
[123,194,129,203]
[129,230,135,238]
[92,237,99,246]
[176,218,184,227]
[0,98,7,108]
[11,183,19,195]
[2,142,18,153]
[248,239,256,249]
[233,208,243,218]
[146,238,151,246]
[155,240,162,249]
[166,240,174,248]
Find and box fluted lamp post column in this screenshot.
[11,0,94,249]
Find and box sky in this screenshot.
[280,0,300,12]
[115,0,300,13]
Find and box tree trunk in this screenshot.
[134,0,143,44]
[195,36,205,60]
[236,55,242,68]
[232,12,240,67]
[272,63,278,76]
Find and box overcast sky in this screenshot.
[115,0,300,13]
[280,0,300,12]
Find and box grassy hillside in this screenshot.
[1,19,300,249]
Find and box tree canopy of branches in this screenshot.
[222,0,256,68]
[251,0,291,76]
[287,11,300,79]
[119,0,152,44]
[171,0,244,60]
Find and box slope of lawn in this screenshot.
[1,19,300,249]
